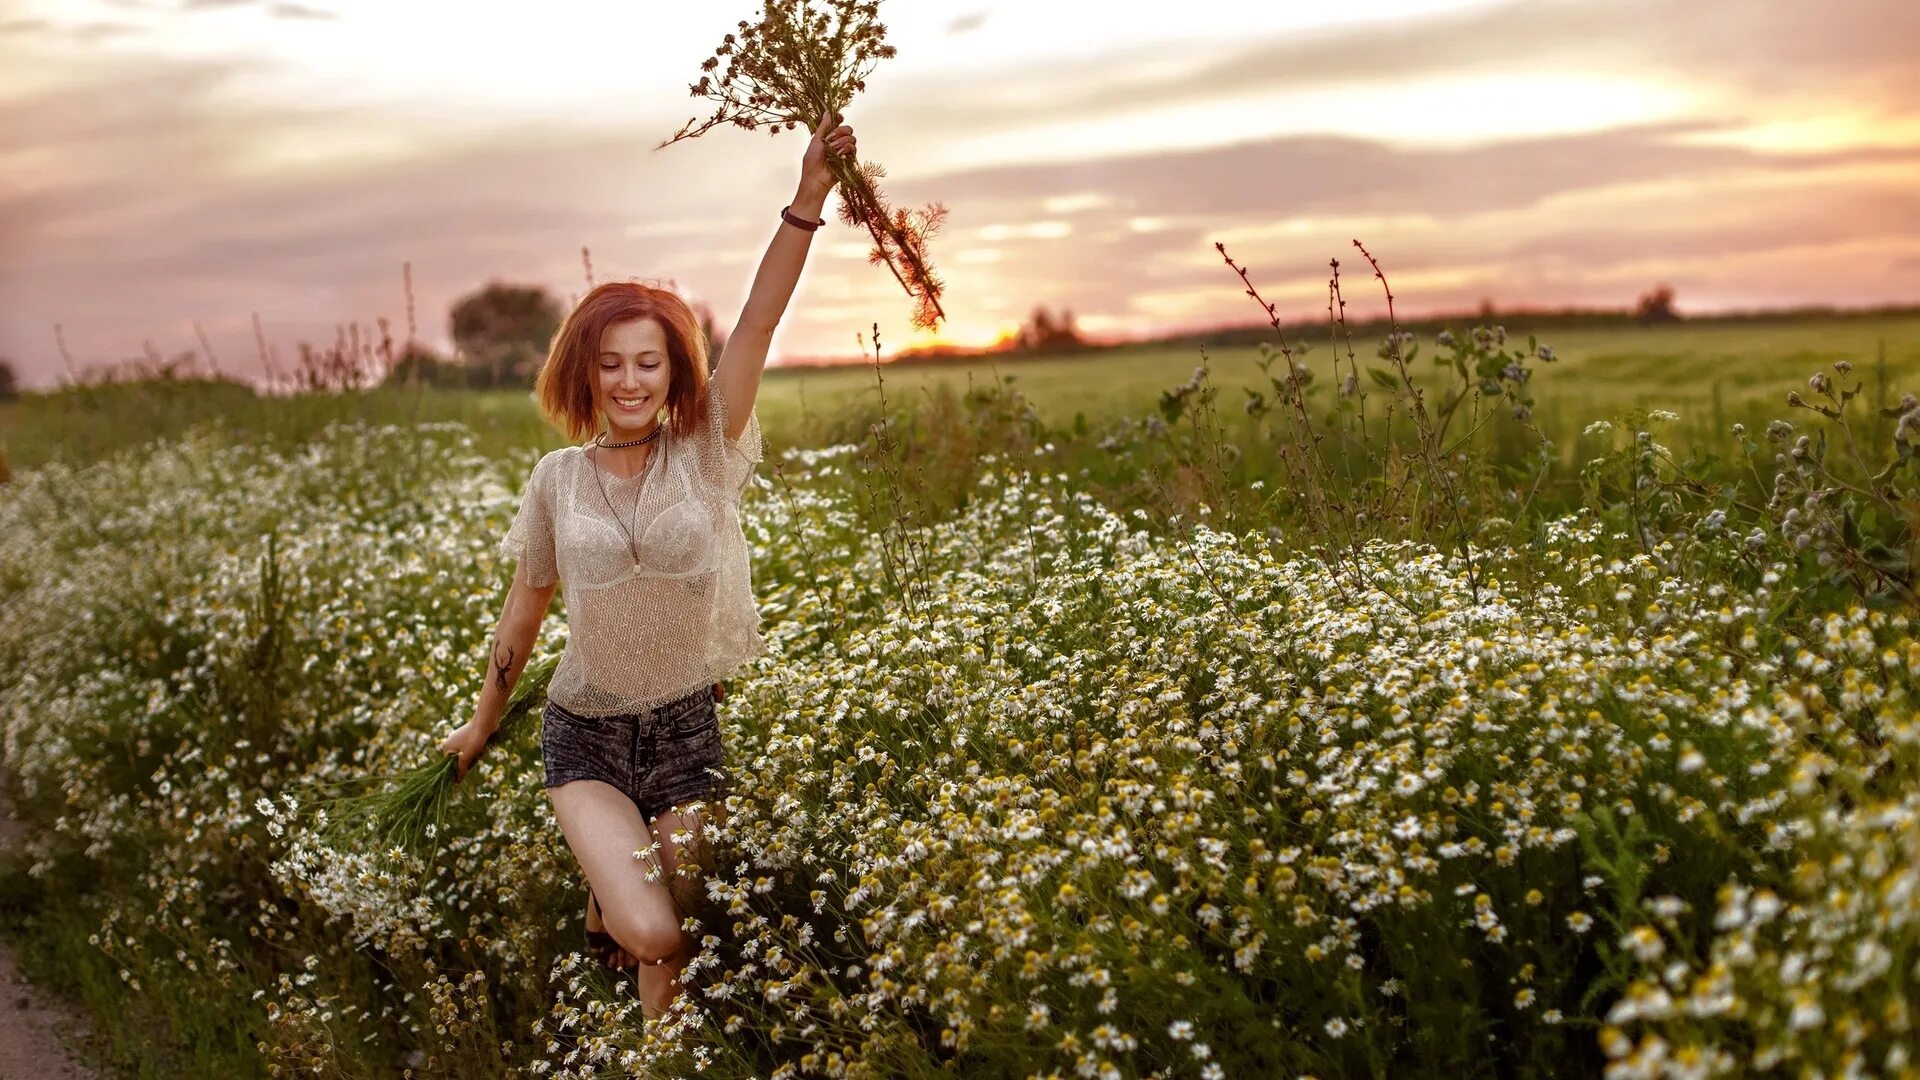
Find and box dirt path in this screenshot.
[0,784,101,1079]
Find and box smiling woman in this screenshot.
[432,108,859,1022]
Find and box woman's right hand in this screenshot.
[438,715,498,783]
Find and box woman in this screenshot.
[438,111,857,1019]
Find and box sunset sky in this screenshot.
[2,0,1916,390]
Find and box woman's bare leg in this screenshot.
[634,798,715,1009]
[546,779,690,1017]
[584,886,636,968]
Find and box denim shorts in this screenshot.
[540,686,725,822]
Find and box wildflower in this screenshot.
[1622,925,1665,962]
[1789,993,1824,1031]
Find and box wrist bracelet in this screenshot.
[780,204,824,232]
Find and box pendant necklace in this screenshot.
[588,423,662,577]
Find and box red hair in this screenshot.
[534,281,712,443]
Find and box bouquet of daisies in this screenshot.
[660,0,948,332]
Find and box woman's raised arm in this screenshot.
[711,111,856,439]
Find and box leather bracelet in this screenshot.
[780,204,823,232]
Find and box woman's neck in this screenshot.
[591,421,660,478]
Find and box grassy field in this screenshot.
[6,313,1918,474]
[753,314,1920,440]
[1,309,1919,1077]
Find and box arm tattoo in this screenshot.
[491,640,516,694]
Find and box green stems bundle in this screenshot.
[296,650,562,857]
[658,0,949,332]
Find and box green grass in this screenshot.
[6,314,1917,474]
[753,313,1917,412]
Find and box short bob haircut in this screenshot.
[534,280,715,444]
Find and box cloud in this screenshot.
[1502,191,1920,266]
[851,115,1920,336]
[873,0,1920,148]
[894,118,1920,222]
[946,11,989,35]
[269,2,335,18]
[0,17,141,42]
[1212,0,1915,119]
[169,0,336,14]
[0,54,807,387]
[5,2,1918,388]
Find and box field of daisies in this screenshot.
[3,329,1920,1078]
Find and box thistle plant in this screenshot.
[294,649,561,858]
[658,0,949,331]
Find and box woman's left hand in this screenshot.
[801,110,855,193]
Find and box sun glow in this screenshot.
[1670,109,1920,155]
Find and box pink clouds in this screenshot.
[1,0,1915,390]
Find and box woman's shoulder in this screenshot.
[538,445,584,469]
[523,445,581,491]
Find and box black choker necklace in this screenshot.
[596,425,662,449]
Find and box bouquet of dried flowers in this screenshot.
[659,0,948,332]
[295,650,561,859]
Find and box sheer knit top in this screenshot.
[498,381,766,717]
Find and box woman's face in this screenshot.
[594,316,672,437]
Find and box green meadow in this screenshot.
[2,309,1919,1077]
[7,313,1919,474]
[754,314,1920,442]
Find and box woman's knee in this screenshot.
[603,896,687,963]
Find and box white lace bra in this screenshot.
[560,443,720,587]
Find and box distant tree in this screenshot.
[0,357,17,401]
[450,282,564,389]
[1634,283,1680,325]
[1478,296,1497,320]
[1012,304,1085,352]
